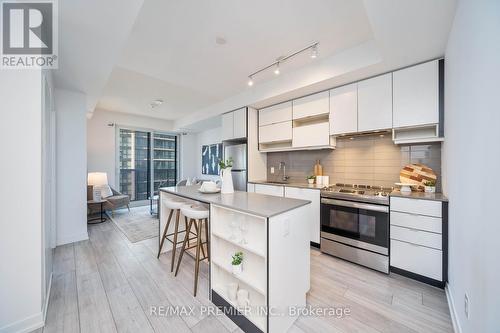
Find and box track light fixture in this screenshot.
[274,63,280,75]
[246,41,319,86]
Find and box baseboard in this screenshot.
[0,312,44,333]
[56,231,89,246]
[446,283,462,333]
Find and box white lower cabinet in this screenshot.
[254,184,284,197]
[390,239,442,280]
[285,187,320,244]
[247,183,255,193]
[389,197,446,284]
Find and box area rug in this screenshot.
[109,206,159,243]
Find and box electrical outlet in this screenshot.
[270,167,275,174]
[464,293,469,319]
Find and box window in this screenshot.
[118,128,178,202]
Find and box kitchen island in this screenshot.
[159,185,311,333]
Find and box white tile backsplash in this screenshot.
[267,135,442,190]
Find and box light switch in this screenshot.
[270,167,275,174]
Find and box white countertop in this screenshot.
[159,185,311,218]
[248,180,324,190]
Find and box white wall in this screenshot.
[0,70,44,332]
[443,1,500,332]
[55,89,89,246]
[87,109,174,188]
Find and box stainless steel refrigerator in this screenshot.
[224,143,247,191]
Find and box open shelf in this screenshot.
[212,274,267,331]
[212,231,266,258]
[211,258,266,295]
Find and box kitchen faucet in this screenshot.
[279,161,290,182]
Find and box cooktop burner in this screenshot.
[321,183,393,204]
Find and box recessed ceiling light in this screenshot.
[150,99,164,109]
[215,36,227,45]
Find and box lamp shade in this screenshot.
[88,172,108,186]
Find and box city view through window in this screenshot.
[118,129,177,201]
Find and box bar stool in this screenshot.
[175,203,210,296]
[157,197,197,272]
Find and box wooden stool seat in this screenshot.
[175,204,210,296]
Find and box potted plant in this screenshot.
[306,175,316,184]
[219,157,234,194]
[232,251,244,275]
[424,180,436,193]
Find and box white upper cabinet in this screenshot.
[259,101,292,126]
[393,60,439,128]
[221,112,234,141]
[233,108,247,139]
[292,91,329,120]
[292,122,329,147]
[329,83,358,135]
[358,73,393,132]
[259,121,292,143]
[222,108,247,141]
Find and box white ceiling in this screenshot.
[97,0,375,119]
[55,0,457,127]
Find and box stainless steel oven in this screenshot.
[320,198,389,273]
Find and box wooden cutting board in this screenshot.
[399,163,437,191]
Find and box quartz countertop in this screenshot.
[159,185,311,218]
[248,180,324,190]
[390,190,448,202]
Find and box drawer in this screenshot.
[390,211,442,233]
[259,101,292,126]
[259,121,292,143]
[390,197,442,217]
[390,239,442,280]
[292,122,330,147]
[390,225,441,250]
[254,184,284,197]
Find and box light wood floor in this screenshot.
[41,219,453,333]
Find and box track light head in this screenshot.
[274,63,280,75]
[311,44,318,59]
[247,77,254,86]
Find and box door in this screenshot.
[259,101,292,126]
[393,60,439,128]
[259,121,292,143]
[358,73,393,131]
[292,91,329,120]
[222,112,234,140]
[285,187,320,244]
[330,83,358,135]
[232,170,247,191]
[320,199,389,250]
[224,144,247,170]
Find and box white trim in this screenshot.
[56,231,89,246]
[0,312,44,333]
[43,272,53,322]
[446,283,462,333]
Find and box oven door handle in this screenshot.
[321,198,389,213]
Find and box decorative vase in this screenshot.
[221,167,234,194]
[232,263,242,275]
